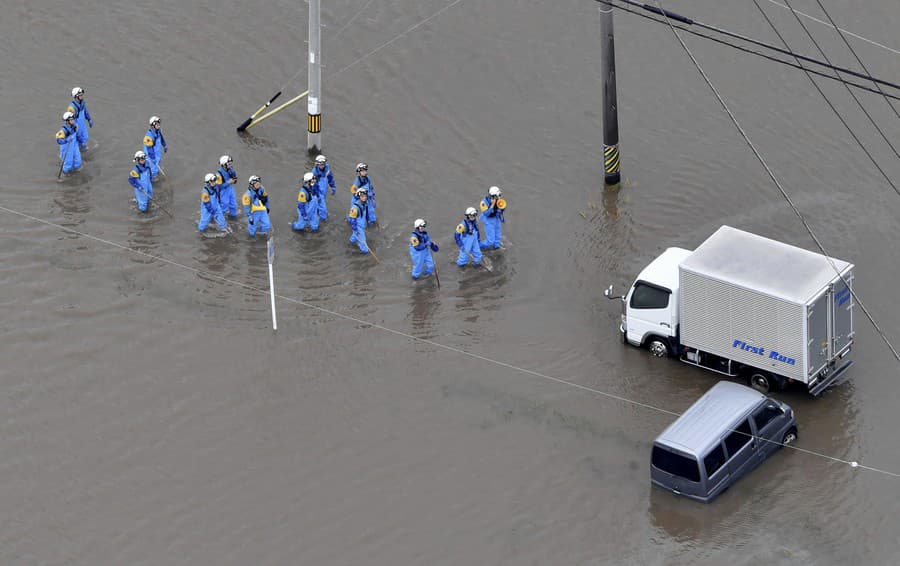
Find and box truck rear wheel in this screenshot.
[749,371,772,393]
[647,337,670,358]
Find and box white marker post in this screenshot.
[307,0,322,151]
[267,235,278,330]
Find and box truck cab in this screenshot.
[621,248,691,356]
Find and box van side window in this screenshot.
[630,282,670,309]
[723,419,753,456]
[652,446,700,482]
[752,403,783,432]
[703,444,727,477]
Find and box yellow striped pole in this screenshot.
[600,5,621,186]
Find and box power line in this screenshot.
[750,0,900,195]
[595,0,900,100]
[1,203,897,478]
[647,1,900,368]
[764,0,900,57]
[810,0,900,124]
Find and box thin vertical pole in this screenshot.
[599,5,621,185]
[308,0,322,151]
[267,236,278,331]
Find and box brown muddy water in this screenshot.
[2,0,900,564]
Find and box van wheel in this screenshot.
[781,427,798,446]
[647,338,669,358]
[749,371,772,393]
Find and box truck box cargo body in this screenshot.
[610,226,855,395]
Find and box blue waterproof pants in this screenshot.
[133,185,153,212]
[292,199,320,231]
[199,206,227,232]
[479,215,502,249]
[410,248,435,279]
[456,234,483,266]
[58,137,82,174]
[248,210,271,236]
[218,186,238,217]
[75,113,89,149]
[349,223,369,253]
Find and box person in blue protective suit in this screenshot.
[215,155,239,219]
[128,151,153,212]
[55,112,82,174]
[454,207,483,267]
[349,162,376,225]
[66,87,92,151]
[479,185,507,250]
[199,173,229,233]
[142,116,167,179]
[313,154,336,221]
[347,187,371,253]
[292,172,320,232]
[242,175,271,237]
[409,218,439,279]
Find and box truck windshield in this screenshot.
[652,446,700,482]
[630,282,670,309]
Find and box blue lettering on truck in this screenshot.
[732,339,796,366]
[835,287,851,306]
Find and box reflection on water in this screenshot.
[51,183,91,227]
[407,281,441,340]
[126,215,161,265]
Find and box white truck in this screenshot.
[606,226,854,396]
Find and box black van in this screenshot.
[650,382,798,503]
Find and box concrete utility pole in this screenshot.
[307,0,322,151]
[599,5,621,186]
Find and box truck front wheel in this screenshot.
[647,337,670,358]
[749,371,772,393]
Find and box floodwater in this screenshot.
[2,0,900,563]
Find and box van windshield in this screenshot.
[652,446,700,482]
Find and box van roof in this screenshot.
[655,382,766,457]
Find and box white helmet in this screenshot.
[149,115,161,126]
[414,218,426,229]
[465,207,477,216]
[134,150,146,161]
[62,111,74,121]
[72,87,84,97]
[488,186,502,197]
[204,173,217,184]
[219,155,232,166]
[356,186,369,196]
[302,172,315,183]
[356,162,368,172]
[315,154,327,164]
[248,175,261,185]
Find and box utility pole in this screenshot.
[599,5,620,186]
[308,0,322,151]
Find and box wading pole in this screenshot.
[57,136,73,179]
[599,4,621,186]
[245,91,309,131]
[237,91,282,132]
[135,187,174,218]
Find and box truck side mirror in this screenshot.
[604,284,624,301]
